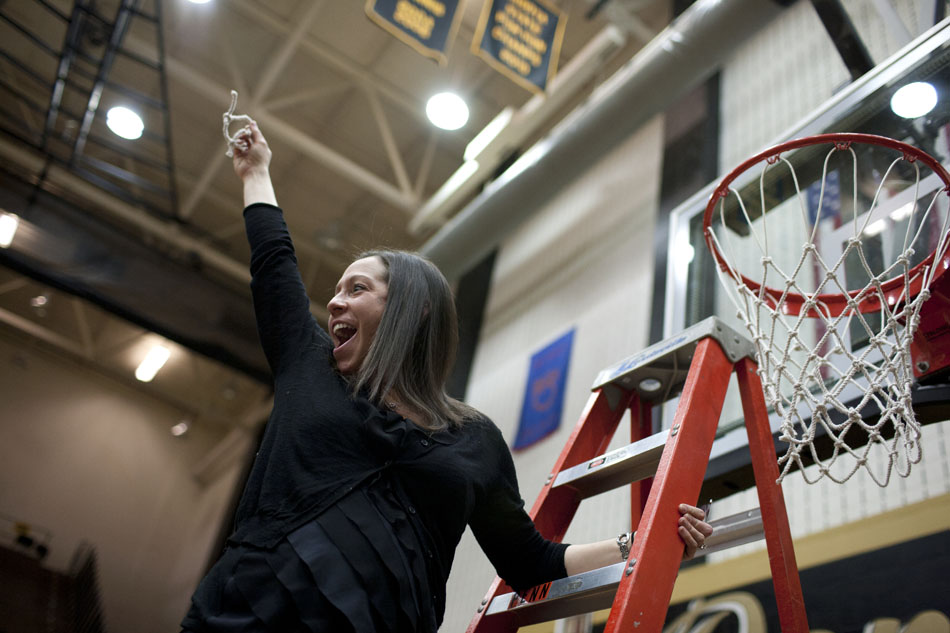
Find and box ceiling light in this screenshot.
[890,82,937,119]
[135,344,170,382]
[426,92,469,131]
[0,212,18,248]
[464,106,513,161]
[682,243,695,265]
[30,294,49,318]
[186,0,212,3]
[106,106,144,140]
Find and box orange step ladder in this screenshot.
[467,317,809,632]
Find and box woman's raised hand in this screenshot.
[232,121,278,207]
[232,121,272,182]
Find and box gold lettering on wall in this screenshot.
[663,592,766,633]
[394,0,435,39]
[472,0,564,91]
[414,0,446,17]
[486,0,552,78]
[662,593,950,633]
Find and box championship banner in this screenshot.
[512,328,574,451]
[365,0,464,65]
[472,0,567,93]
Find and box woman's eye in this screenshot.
[352,283,366,292]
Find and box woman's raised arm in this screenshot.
[232,121,277,207]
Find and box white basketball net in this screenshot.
[707,141,950,486]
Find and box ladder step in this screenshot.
[485,562,624,622]
[591,316,754,403]
[484,509,763,625]
[695,507,763,556]
[552,430,669,498]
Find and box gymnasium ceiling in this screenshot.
[0,0,670,442]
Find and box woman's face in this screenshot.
[327,256,389,375]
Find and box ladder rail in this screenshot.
[735,358,809,631]
[467,317,809,633]
[604,337,733,632]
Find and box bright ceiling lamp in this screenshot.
[106,106,144,139]
[0,212,18,248]
[136,344,170,382]
[426,92,469,131]
[890,81,938,119]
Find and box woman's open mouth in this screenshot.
[332,323,356,349]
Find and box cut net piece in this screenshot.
[222,89,253,157]
[704,134,950,486]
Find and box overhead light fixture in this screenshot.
[0,212,18,248]
[890,81,937,119]
[426,92,469,131]
[464,106,513,161]
[135,344,170,382]
[106,106,144,140]
[682,243,695,265]
[30,294,49,318]
[186,0,212,3]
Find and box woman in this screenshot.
[181,122,712,632]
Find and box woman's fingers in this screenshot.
[679,525,698,559]
[231,120,273,180]
[678,503,706,520]
[677,503,713,560]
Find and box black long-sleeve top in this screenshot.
[229,203,568,605]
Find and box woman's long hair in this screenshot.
[350,249,477,430]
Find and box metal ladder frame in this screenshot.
[466,317,809,632]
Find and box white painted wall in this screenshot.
[0,334,241,633]
[720,0,932,171]
[441,116,666,632]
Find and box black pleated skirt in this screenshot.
[181,476,438,633]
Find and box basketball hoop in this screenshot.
[703,133,950,486]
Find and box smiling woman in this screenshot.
[178,121,712,633]
[327,256,389,377]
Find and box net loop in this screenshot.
[222,90,254,158]
[704,134,950,486]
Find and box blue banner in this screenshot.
[806,169,842,227]
[472,0,566,93]
[366,0,463,65]
[513,328,575,451]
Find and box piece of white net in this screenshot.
[706,141,950,486]
[222,90,253,158]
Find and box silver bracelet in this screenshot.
[616,532,632,560]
